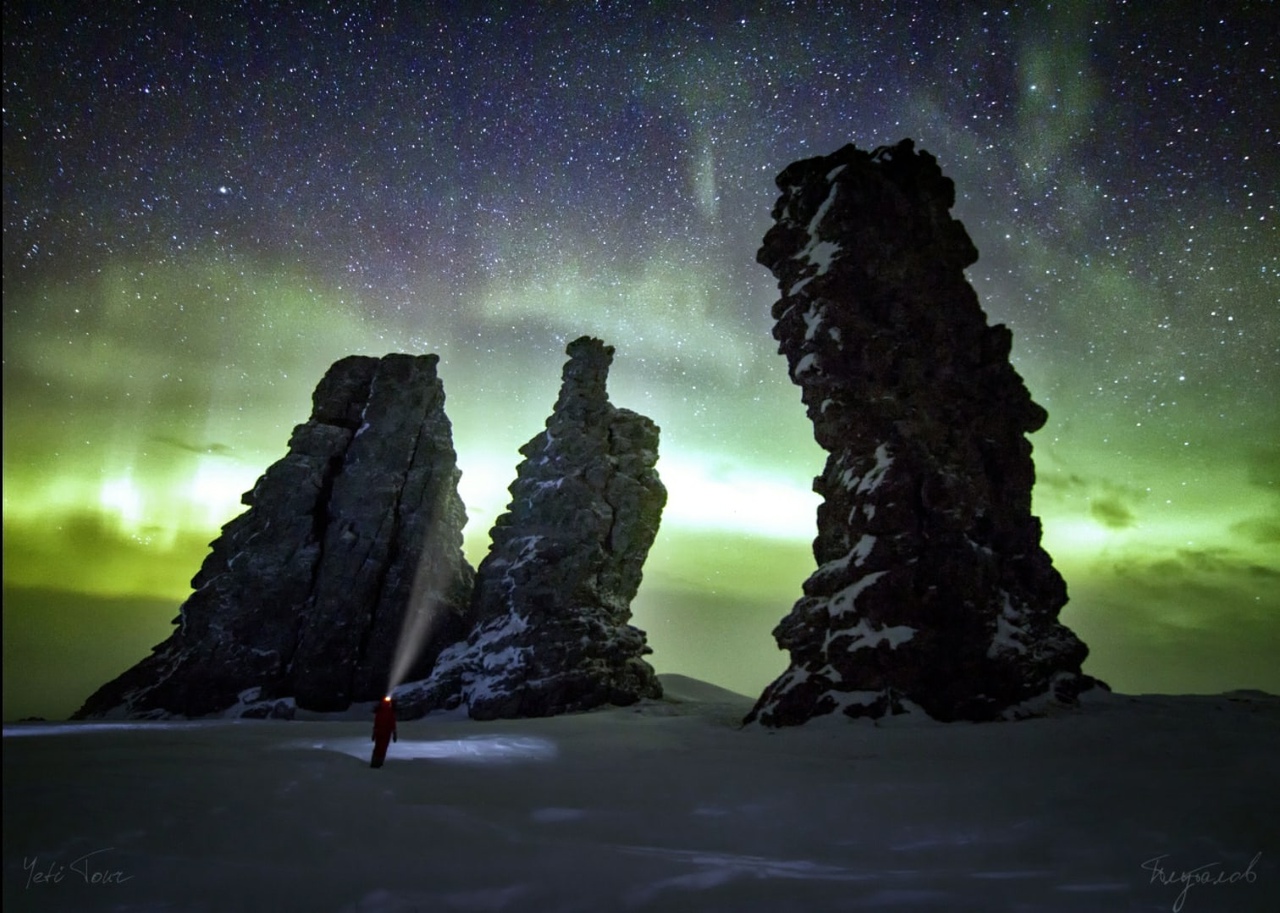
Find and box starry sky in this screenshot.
[3,0,1277,720]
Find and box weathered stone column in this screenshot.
[401,336,666,720]
[748,140,1096,725]
[74,353,474,718]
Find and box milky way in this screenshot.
[4,1,1277,718]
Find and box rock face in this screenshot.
[747,140,1095,725]
[399,336,666,720]
[73,354,474,719]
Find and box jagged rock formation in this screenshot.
[398,336,666,720]
[747,139,1096,725]
[74,354,474,719]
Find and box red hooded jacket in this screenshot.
[373,699,397,743]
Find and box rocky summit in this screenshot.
[73,353,474,719]
[398,336,666,720]
[747,140,1097,725]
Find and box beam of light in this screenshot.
[2,723,558,765]
[385,484,470,694]
[294,735,557,764]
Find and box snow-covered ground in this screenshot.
[3,675,1276,912]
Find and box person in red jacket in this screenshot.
[370,696,397,768]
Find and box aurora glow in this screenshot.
[3,1,1277,720]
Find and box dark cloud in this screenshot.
[1231,515,1280,546]
[1089,495,1135,530]
[1039,469,1146,510]
[1245,444,1280,493]
[150,435,236,457]
[2,511,212,601]
[1060,540,1280,695]
[1168,547,1279,581]
[1066,559,1280,695]
[1102,546,1280,593]
[2,587,177,721]
[1038,468,1144,530]
[1035,471,1090,495]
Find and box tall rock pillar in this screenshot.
[400,336,666,720]
[73,353,474,718]
[748,140,1096,725]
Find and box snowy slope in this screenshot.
[3,675,1276,912]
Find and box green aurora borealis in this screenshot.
[4,1,1277,719]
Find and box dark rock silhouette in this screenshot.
[747,139,1097,725]
[73,354,474,719]
[398,336,666,720]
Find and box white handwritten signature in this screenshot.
[23,848,133,888]
[1141,851,1261,912]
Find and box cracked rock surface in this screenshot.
[748,140,1097,726]
[398,336,666,720]
[74,354,474,718]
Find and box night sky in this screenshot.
[4,1,1277,721]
